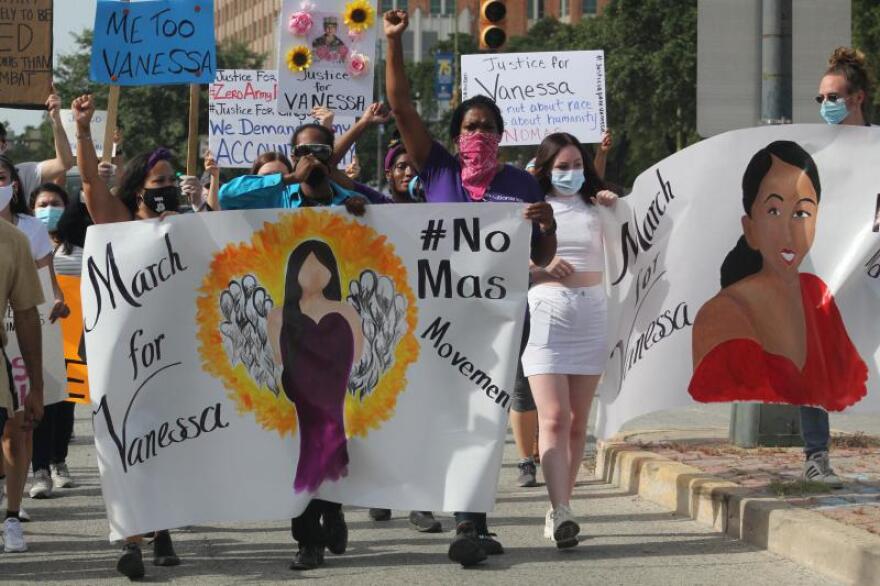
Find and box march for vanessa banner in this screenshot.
[81,204,530,540]
[596,125,880,439]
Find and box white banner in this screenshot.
[461,50,607,146]
[597,125,880,439]
[208,69,355,169]
[82,204,529,540]
[276,0,377,116]
[61,108,107,160]
[4,269,66,407]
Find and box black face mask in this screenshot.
[141,185,180,214]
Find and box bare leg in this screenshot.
[530,373,572,508]
[2,413,27,513]
[567,375,600,499]
[511,409,538,460]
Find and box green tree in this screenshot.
[52,30,264,171]
[852,0,880,122]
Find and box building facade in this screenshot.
[215,0,610,66]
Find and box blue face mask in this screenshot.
[820,100,849,125]
[550,169,585,196]
[35,206,64,232]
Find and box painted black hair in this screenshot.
[449,95,504,141]
[720,140,822,288]
[291,123,335,148]
[279,240,343,375]
[29,182,70,211]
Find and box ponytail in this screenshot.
[720,236,763,288]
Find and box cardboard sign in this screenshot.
[0,0,53,109]
[61,108,107,159]
[461,50,607,146]
[90,0,216,86]
[276,0,376,116]
[209,69,355,169]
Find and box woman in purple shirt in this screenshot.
[384,9,557,568]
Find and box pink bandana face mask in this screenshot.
[457,132,501,201]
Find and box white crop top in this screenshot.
[548,194,605,272]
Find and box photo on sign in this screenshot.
[310,14,350,67]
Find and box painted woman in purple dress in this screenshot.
[268,240,364,493]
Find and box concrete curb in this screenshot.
[596,441,880,586]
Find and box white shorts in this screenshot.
[521,284,608,377]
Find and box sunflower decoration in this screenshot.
[286,45,313,73]
[343,0,375,35]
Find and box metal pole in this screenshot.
[376,37,385,191]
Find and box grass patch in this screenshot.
[768,479,833,497]
[831,432,880,449]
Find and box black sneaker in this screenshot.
[289,545,324,570]
[152,530,180,567]
[369,508,392,521]
[409,511,442,533]
[477,532,504,555]
[323,511,348,555]
[117,542,145,580]
[447,522,487,567]
[517,458,538,487]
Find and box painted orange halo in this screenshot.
[196,210,420,438]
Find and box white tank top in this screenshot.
[548,194,605,272]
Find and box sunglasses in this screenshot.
[293,143,332,162]
[814,93,847,105]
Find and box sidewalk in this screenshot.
[0,407,836,585]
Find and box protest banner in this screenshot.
[89,0,216,86]
[461,50,606,147]
[595,125,880,440]
[209,68,356,169]
[4,269,67,407]
[276,0,377,116]
[57,275,89,404]
[61,108,107,160]
[0,0,53,109]
[82,204,530,539]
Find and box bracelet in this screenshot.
[539,219,557,236]
[76,134,92,141]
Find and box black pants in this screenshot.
[32,401,75,473]
[454,511,488,534]
[291,499,341,547]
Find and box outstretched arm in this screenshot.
[331,103,390,167]
[73,95,132,224]
[38,90,76,180]
[594,130,611,180]
[384,10,433,171]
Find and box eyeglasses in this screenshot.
[814,93,847,104]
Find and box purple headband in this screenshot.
[384,143,406,172]
[145,148,173,173]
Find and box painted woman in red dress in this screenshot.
[689,140,867,411]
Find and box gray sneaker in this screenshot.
[516,458,538,487]
[51,462,75,489]
[804,451,843,488]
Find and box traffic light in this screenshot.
[479,0,507,51]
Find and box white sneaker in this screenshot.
[551,504,580,549]
[543,508,554,540]
[18,507,30,522]
[29,469,53,499]
[51,463,74,489]
[3,517,27,552]
[804,451,843,488]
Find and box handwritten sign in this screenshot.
[276,0,376,116]
[0,0,53,109]
[61,108,107,160]
[90,0,216,86]
[461,50,607,146]
[209,69,355,169]
[4,269,67,406]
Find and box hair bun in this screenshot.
[829,47,867,69]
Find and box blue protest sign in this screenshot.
[435,52,454,101]
[89,0,216,86]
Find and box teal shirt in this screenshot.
[218,173,356,210]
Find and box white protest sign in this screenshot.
[82,204,530,539]
[461,50,607,146]
[595,125,880,440]
[276,0,377,116]
[209,69,356,169]
[4,269,67,407]
[62,108,107,160]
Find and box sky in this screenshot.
[1,0,98,132]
